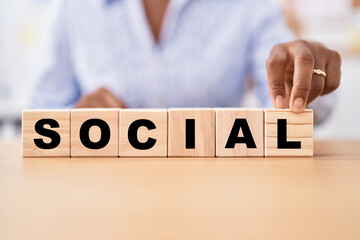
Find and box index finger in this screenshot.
[290,48,315,113]
[266,44,289,109]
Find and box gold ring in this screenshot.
[313,69,327,77]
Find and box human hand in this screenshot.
[75,87,127,108]
[266,40,341,112]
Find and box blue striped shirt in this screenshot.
[33,0,334,122]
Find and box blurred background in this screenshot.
[0,0,359,140]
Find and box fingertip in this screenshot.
[291,97,305,113]
[275,95,286,109]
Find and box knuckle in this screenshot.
[296,50,315,65]
[313,41,325,49]
[311,42,327,56]
[272,43,285,52]
[330,50,342,63]
[317,46,329,58]
[295,39,309,45]
[269,82,286,94]
[266,56,287,69]
[267,44,288,69]
[294,83,311,92]
[292,39,312,49]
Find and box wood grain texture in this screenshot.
[7,140,360,239]
[71,109,119,157]
[216,108,264,157]
[168,108,215,157]
[265,109,313,157]
[119,109,167,157]
[22,110,70,157]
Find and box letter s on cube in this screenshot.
[22,110,70,157]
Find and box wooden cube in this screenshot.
[216,108,264,157]
[168,109,215,157]
[22,110,70,157]
[119,109,167,157]
[265,109,313,157]
[71,109,119,157]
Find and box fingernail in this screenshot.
[293,98,304,112]
[275,95,286,109]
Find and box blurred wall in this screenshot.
[0,0,51,138]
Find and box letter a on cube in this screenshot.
[216,108,264,157]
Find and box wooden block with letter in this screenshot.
[265,109,313,157]
[119,109,167,157]
[71,109,119,157]
[216,108,264,157]
[168,108,215,157]
[22,110,70,157]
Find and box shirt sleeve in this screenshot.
[32,0,80,109]
[247,2,334,124]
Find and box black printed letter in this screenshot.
[80,119,111,149]
[277,119,301,149]
[128,119,157,150]
[34,119,61,149]
[225,119,256,149]
[185,119,195,149]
